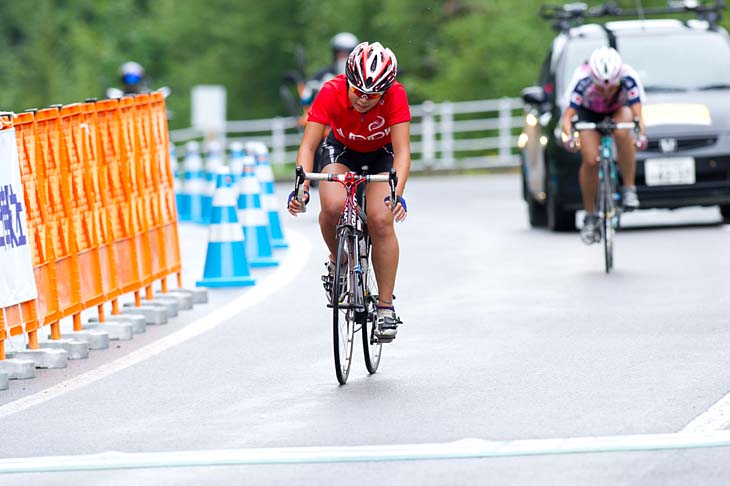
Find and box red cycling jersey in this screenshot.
[307,74,411,153]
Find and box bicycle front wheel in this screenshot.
[361,235,382,374]
[602,173,615,273]
[333,227,355,385]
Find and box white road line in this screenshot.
[0,230,311,420]
[3,431,730,474]
[681,390,730,433]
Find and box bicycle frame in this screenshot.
[598,134,620,221]
[294,166,397,310]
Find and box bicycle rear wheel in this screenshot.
[361,234,382,374]
[333,227,355,384]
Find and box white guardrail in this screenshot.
[170,97,523,171]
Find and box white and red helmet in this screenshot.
[345,41,398,94]
[588,47,623,87]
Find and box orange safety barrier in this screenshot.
[61,103,106,331]
[119,96,155,302]
[150,92,183,291]
[82,101,121,321]
[96,98,143,307]
[14,112,58,350]
[1,94,184,360]
[37,107,83,338]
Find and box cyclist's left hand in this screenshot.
[287,189,310,216]
[635,133,648,151]
[385,195,408,222]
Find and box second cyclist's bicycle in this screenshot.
[293,166,398,384]
[574,118,639,273]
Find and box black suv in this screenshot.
[520,1,730,231]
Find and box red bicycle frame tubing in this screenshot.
[333,175,368,226]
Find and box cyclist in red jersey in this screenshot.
[288,41,410,341]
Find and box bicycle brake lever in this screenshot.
[293,166,307,212]
[389,168,398,210]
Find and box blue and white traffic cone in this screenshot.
[201,139,224,225]
[247,141,288,249]
[228,141,245,189]
[170,143,184,218]
[180,140,205,223]
[237,154,278,268]
[196,166,256,288]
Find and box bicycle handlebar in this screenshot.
[293,166,399,210]
[303,172,391,183]
[574,119,639,133]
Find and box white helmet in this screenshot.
[345,41,398,94]
[331,32,359,54]
[588,47,622,87]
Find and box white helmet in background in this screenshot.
[588,47,623,87]
[331,32,359,55]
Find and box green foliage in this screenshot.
[0,0,727,127]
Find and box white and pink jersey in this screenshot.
[564,63,645,114]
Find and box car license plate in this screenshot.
[644,157,695,186]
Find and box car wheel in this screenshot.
[546,180,576,232]
[528,193,547,227]
[522,160,547,227]
[721,205,730,224]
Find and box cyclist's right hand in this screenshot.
[287,190,310,216]
[563,136,578,153]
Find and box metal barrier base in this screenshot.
[167,288,208,305]
[0,358,36,379]
[156,291,193,310]
[0,370,7,390]
[39,339,90,360]
[142,297,179,318]
[6,349,68,370]
[121,303,168,325]
[64,330,110,350]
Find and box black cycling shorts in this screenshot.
[316,132,394,174]
[576,106,621,123]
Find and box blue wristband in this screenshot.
[288,190,310,206]
[384,195,407,212]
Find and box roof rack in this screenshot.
[539,0,725,32]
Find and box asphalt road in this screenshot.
[1,173,730,485]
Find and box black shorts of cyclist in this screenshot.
[576,106,622,124]
[316,131,394,174]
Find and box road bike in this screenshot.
[574,118,639,273]
[293,166,397,384]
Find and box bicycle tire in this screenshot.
[333,227,355,385]
[361,234,382,374]
[602,164,614,273]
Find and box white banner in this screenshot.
[0,127,37,307]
